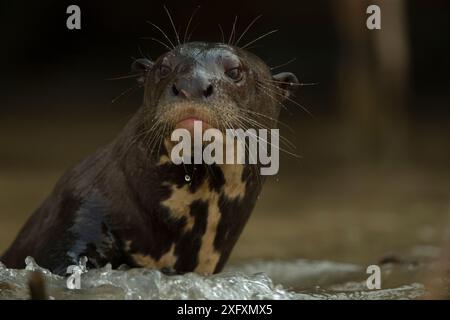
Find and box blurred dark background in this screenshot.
[1,0,450,265]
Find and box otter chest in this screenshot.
[129,163,249,274]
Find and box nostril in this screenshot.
[172,84,179,96]
[204,85,213,98]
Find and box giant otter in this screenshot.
[1,41,298,275]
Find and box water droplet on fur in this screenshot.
[185,175,191,182]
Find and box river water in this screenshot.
[0,252,443,300]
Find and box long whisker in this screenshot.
[235,14,262,46]
[263,79,319,87]
[232,110,298,152]
[148,116,165,153]
[141,36,173,51]
[139,111,162,150]
[234,114,297,150]
[260,85,314,117]
[254,131,301,159]
[257,81,314,117]
[218,24,225,43]
[106,74,140,81]
[222,115,263,187]
[163,5,181,46]
[111,84,141,104]
[158,119,170,158]
[241,29,278,49]
[270,58,296,71]
[237,108,295,133]
[228,16,238,45]
[186,23,200,43]
[227,117,273,188]
[138,45,151,61]
[123,123,157,158]
[256,83,290,113]
[234,116,269,163]
[234,120,301,158]
[146,21,175,49]
[145,117,166,158]
[183,6,200,44]
[258,82,303,115]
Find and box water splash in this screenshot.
[0,258,428,300]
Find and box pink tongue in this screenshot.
[175,118,210,134]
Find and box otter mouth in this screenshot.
[164,102,216,134]
[175,116,212,133]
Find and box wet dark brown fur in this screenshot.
[1,42,298,275]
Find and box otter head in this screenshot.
[132,42,298,154]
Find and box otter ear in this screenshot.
[272,72,299,98]
[132,58,154,85]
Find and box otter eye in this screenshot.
[225,67,243,82]
[157,65,172,79]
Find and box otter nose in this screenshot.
[171,77,214,99]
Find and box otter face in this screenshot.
[132,41,298,138]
